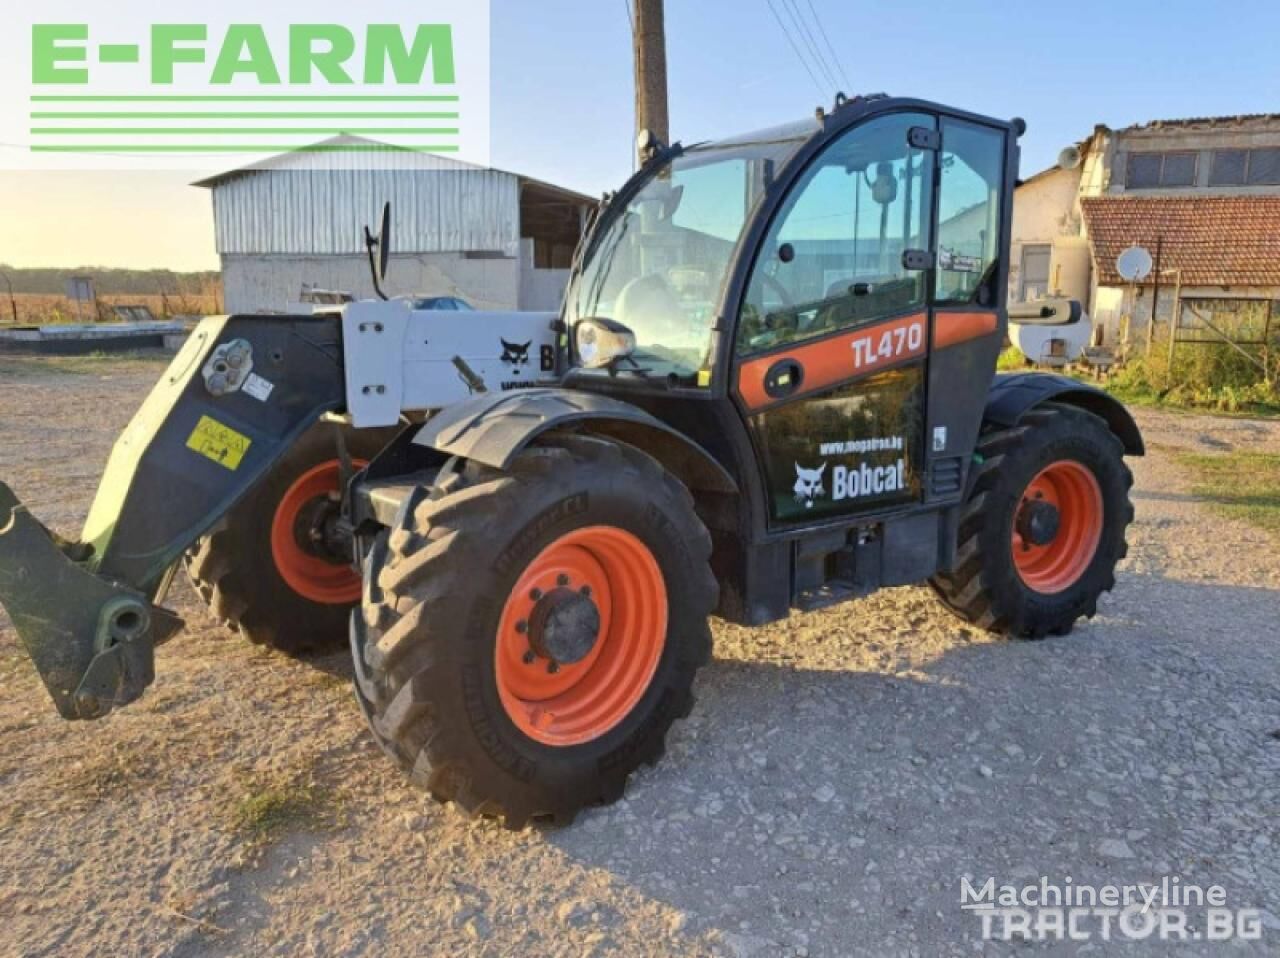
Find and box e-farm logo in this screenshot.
[3,2,491,170]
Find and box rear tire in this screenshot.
[351,435,717,827]
[186,423,390,655]
[930,403,1134,638]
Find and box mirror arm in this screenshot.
[1007,298,1084,326]
[364,227,389,302]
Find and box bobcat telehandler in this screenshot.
[0,94,1141,826]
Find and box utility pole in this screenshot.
[633,0,670,161]
[1146,235,1163,358]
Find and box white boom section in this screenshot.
[342,300,561,428]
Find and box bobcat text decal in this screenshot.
[791,457,908,509]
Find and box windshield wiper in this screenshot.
[606,354,657,381]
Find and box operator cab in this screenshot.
[563,96,1016,546]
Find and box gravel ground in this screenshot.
[1,354,1278,957]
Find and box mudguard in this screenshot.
[80,315,349,591]
[985,373,1145,456]
[412,388,738,493]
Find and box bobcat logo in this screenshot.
[501,339,532,366]
[793,462,828,510]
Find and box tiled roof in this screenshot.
[1080,195,1280,287]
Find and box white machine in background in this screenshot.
[1010,308,1093,368]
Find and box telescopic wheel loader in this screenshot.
[0,94,1142,826]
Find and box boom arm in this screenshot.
[0,303,563,719]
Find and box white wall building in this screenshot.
[1011,114,1280,346]
[195,137,594,314]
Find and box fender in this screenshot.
[985,373,1145,456]
[413,388,738,494]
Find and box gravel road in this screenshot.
[1,354,1278,957]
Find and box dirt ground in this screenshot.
[1,353,1278,957]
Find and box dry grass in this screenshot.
[229,774,336,844]
[3,291,221,325]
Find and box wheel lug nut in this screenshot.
[557,574,570,587]
[522,650,536,665]
[515,620,528,634]
[580,585,592,597]
[547,662,560,675]
[530,588,543,601]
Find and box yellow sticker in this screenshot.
[186,415,251,471]
[697,369,712,388]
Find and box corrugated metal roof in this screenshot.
[196,136,591,257]
[210,166,521,256]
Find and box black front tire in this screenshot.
[351,435,717,828]
[931,403,1135,638]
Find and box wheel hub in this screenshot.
[292,494,348,563]
[528,587,601,666]
[494,526,669,747]
[1011,460,1105,595]
[270,459,366,605]
[1016,498,1061,548]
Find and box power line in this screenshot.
[623,0,634,34]
[803,0,852,91]
[765,0,826,99]
[780,0,840,94]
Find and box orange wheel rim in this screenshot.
[495,526,668,747]
[1012,460,1104,594]
[270,459,365,605]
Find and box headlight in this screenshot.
[575,318,637,370]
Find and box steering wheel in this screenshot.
[614,274,690,344]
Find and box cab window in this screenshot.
[737,112,935,355]
[935,119,1005,305]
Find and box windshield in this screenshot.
[567,123,813,381]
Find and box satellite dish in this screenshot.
[1116,245,1153,282]
[1058,146,1082,171]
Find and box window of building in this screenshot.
[1247,147,1280,185]
[1210,149,1248,186]
[1019,244,1051,302]
[1208,148,1280,187]
[1126,151,1198,189]
[1127,153,1162,189]
[1161,152,1197,187]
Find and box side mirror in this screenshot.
[363,202,393,301]
[1008,298,1083,326]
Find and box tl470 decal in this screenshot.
[849,315,926,373]
[736,311,929,412]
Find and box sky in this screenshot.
[2,0,1278,272]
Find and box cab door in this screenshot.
[731,111,937,526]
